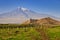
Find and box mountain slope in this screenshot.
[0,7,60,24]
[37,17,60,25]
[23,17,60,25]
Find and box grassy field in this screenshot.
[0,24,60,40]
[47,27,60,40]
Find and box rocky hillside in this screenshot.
[23,17,60,27]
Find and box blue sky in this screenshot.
[0,0,60,18]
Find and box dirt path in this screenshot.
[36,26,50,40]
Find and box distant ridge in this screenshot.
[23,17,60,26]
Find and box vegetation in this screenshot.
[0,24,60,40]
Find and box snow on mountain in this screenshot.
[0,7,59,24]
[21,7,29,11]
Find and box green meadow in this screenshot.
[0,24,60,40]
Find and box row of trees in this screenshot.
[0,24,36,29]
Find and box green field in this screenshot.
[0,24,60,40]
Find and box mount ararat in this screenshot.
[0,7,60,24]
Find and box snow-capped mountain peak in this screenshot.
[0,7,60,24]
[21,7,28,10]
[17,7,29,12]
